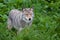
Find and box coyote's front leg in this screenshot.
[17,28,23,34]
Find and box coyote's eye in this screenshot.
[30,14,32,15]
[25,14,28,16]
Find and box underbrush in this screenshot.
[0,0,60,40]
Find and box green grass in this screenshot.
[0,0,60,40]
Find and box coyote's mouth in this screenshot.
[23,17,32,23]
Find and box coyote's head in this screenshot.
[22,8,34,23]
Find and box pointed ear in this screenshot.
[23,8,26,11]
[30,8,33,11]
[30,6,34,11]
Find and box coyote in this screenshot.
[7,8,34,33]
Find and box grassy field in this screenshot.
[0,0,60,40]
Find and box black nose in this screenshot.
[29,18,31,21]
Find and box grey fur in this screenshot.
[7,8,34,33]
